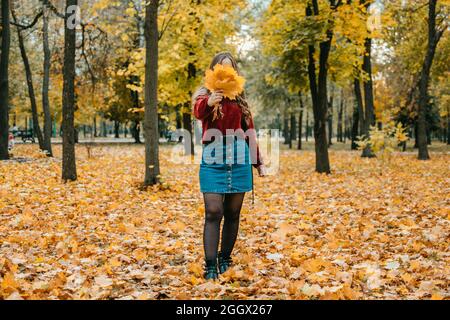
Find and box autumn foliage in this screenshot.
[0,145,448,300]
[204,64,246,100]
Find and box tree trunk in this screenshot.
[417,0,443,160]
[100,121,105,137]
[12,10,45,151]
[327,90,333,146]
[354,78,364,137]
[182,110,194,156]
[131,120,141,143]
[176,107,182,129]
[289,112,296,149]
[413,122,417,148]
[61,0,78,181]
[283,112,290,145]
[306,1,331,174]
[305,109,309,142]
[143,0,160,186]
[361,37,376,158]
[93,116,97,137]
[114,121,120,138]
[0,0,10,160]
[447,115,450,145]
[351,96,359,150]
[337,89,344,142]
[42,5,53,156]
[184,60,197,155]
[298,92,304,150]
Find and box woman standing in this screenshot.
[192,52,267,280]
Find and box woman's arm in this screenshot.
[193,94,214,120]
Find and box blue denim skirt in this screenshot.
[199,137,252,194]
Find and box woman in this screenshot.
[192,52,267,280]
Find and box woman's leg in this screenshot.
[220,192,245,257]
[203,193,224,263]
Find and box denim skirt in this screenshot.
[199,137,252,194]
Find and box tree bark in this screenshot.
[283,111,290,145]
[182,110,194,155]
[305,109,309,142]
[131,120,141,143]
[42,5,53,156]
[351,92,359,150]
[183,61,196,155]
[12,9,45,151]
[361,37,376,158]
[61,0,78,181]
[354,78,364,136]
[114,121,120,138]
[417,0,443,160]
[298,92,304,150]
[327,89,333,146]
[306,1,332,173]
[0,0,10,160]
[289,112,296,149]
[337,89,344,142]
[176,106,182,129]
[447,114,450,145]
[144,0,160,185]
[93,116,97,137]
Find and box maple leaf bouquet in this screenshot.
[204,64,246,120]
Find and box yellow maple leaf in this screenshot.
[1,273,19,293]
[204,64,245,100]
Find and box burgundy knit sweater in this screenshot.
[193,94,263,168]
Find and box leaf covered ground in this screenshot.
[0,144,449,300]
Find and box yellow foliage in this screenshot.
[1,144,448,299]
[204,64,245,100]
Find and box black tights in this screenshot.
[203,193,245,263]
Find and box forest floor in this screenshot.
[0,144,448,300]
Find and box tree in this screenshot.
[298,91,305,150]
[416,0,446,160]
[143,0,159,186]
[305,0,342,174]
[337,88,344,142]
[11,7,45,152]
[42,3,53,156]
[259,1,376,171]
[62,0,78,181]
[360,35,376,158]
[0,0,10,160]
[382,0,448,152]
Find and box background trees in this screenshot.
[256,0,448,173]
[1,0,448,179]
[380,0,448,155]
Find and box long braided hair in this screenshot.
[192,52,252,125]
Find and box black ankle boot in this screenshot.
[204,259,219,280]
[218,252,232,274]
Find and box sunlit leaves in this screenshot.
[0,144,448,299]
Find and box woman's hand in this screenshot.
[208,90,224,107]
[257,165,267,177]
